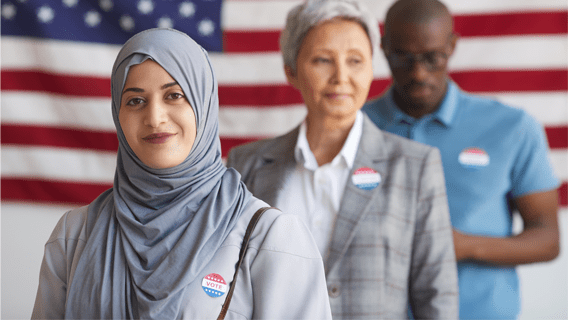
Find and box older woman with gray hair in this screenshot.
[228,0,458,319]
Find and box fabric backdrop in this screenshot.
[1,0,566,207]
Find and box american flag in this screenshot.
[1,0,567,318]
[2,0,566,206]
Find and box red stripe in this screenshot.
[223,30,281,53]
[221,70,568,106]
[3,178,566,207]
[1,124,261,156]
[560,182,568,207]
[5,69,565,104]
[545,126,568,150]
[453,11,568,37]
[1,124,118,152]
[221,137,259,157]
[448,70,568,94]
[379,11,568,38]
[2,123,566,153]
[1,70,110,97]
[224,11,567,53]
[1,178,111,205]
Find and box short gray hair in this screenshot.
[279,0,379,72]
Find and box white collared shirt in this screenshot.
[275,111,363,259]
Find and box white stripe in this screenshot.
[209,53,287,84]
[441,0,568,15]
[1,92,306,136]
[222,1,300,30]
[3,36,566,84]
[1,146,116,183]
[1,92,115,130]
[223,0,568,30]
[3,92,564,130]
[449,36,568,71]
[1,37,120,77]
[219,105,306,136]
[478,92,568,126]
[2,146,565,182]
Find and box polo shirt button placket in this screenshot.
[328,283,340,298]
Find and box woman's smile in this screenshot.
[143,132,177,144]
[325,93,351,100]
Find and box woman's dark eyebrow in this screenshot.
[123,87,144,94]
[122,82,178,94]
[161,82,179,89]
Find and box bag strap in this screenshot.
[217,206,276,320]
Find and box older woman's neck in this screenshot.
[305,114,356,167]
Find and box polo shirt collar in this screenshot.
[385,79,459,127]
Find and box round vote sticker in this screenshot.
[202,273,228,298]
[458,147,490,170]
[352,167,381,190]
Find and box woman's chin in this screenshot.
[140,157,185,169]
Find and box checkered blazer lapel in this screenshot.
[247,127,299,207]
[324,116,390,276]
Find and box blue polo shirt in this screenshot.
[363,81,559,319]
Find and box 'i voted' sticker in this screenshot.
[352,167,381,190]
[202,273,228,298]
[458,147,490,170]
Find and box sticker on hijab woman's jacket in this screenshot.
[202,273,228,297]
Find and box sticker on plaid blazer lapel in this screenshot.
[202,273,227,297]
[458,147,490,171]
[352,167,381,190]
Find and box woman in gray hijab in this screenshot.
[31,28,331,320]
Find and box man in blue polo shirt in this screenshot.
[363,0,561,318]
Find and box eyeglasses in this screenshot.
[385,50,449,71]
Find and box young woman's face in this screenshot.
[119,60,197,169]
[285,19,374,122]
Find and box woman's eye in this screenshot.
[314,57,331,64]
[126,98,145,106]
[348,57,363,65]
[168,92,185,100]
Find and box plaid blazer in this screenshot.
[227,115,459,319]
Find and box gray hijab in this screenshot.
[65,28,251,319]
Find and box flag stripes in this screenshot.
[1,3,567,207]
[3,179,567,208]
[224,11,568,53]
[3,69,567,103]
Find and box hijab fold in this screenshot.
[65,28,251,319]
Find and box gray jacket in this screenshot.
[227,115,459,319]
[32,198,332,319]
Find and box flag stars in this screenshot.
[198,19,215,36]
[137,0,154,15]
[37,5,54,23]
[84,10,101,27]
[99,0,113,12]
[62,0,78,8]
[157,16,173,28]
[120,15,135,31]
[179,1,195,18]
[1,3,16,20]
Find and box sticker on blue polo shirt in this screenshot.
[352,167,381,190]
[202,273,227,297]
[458,147,490,170]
